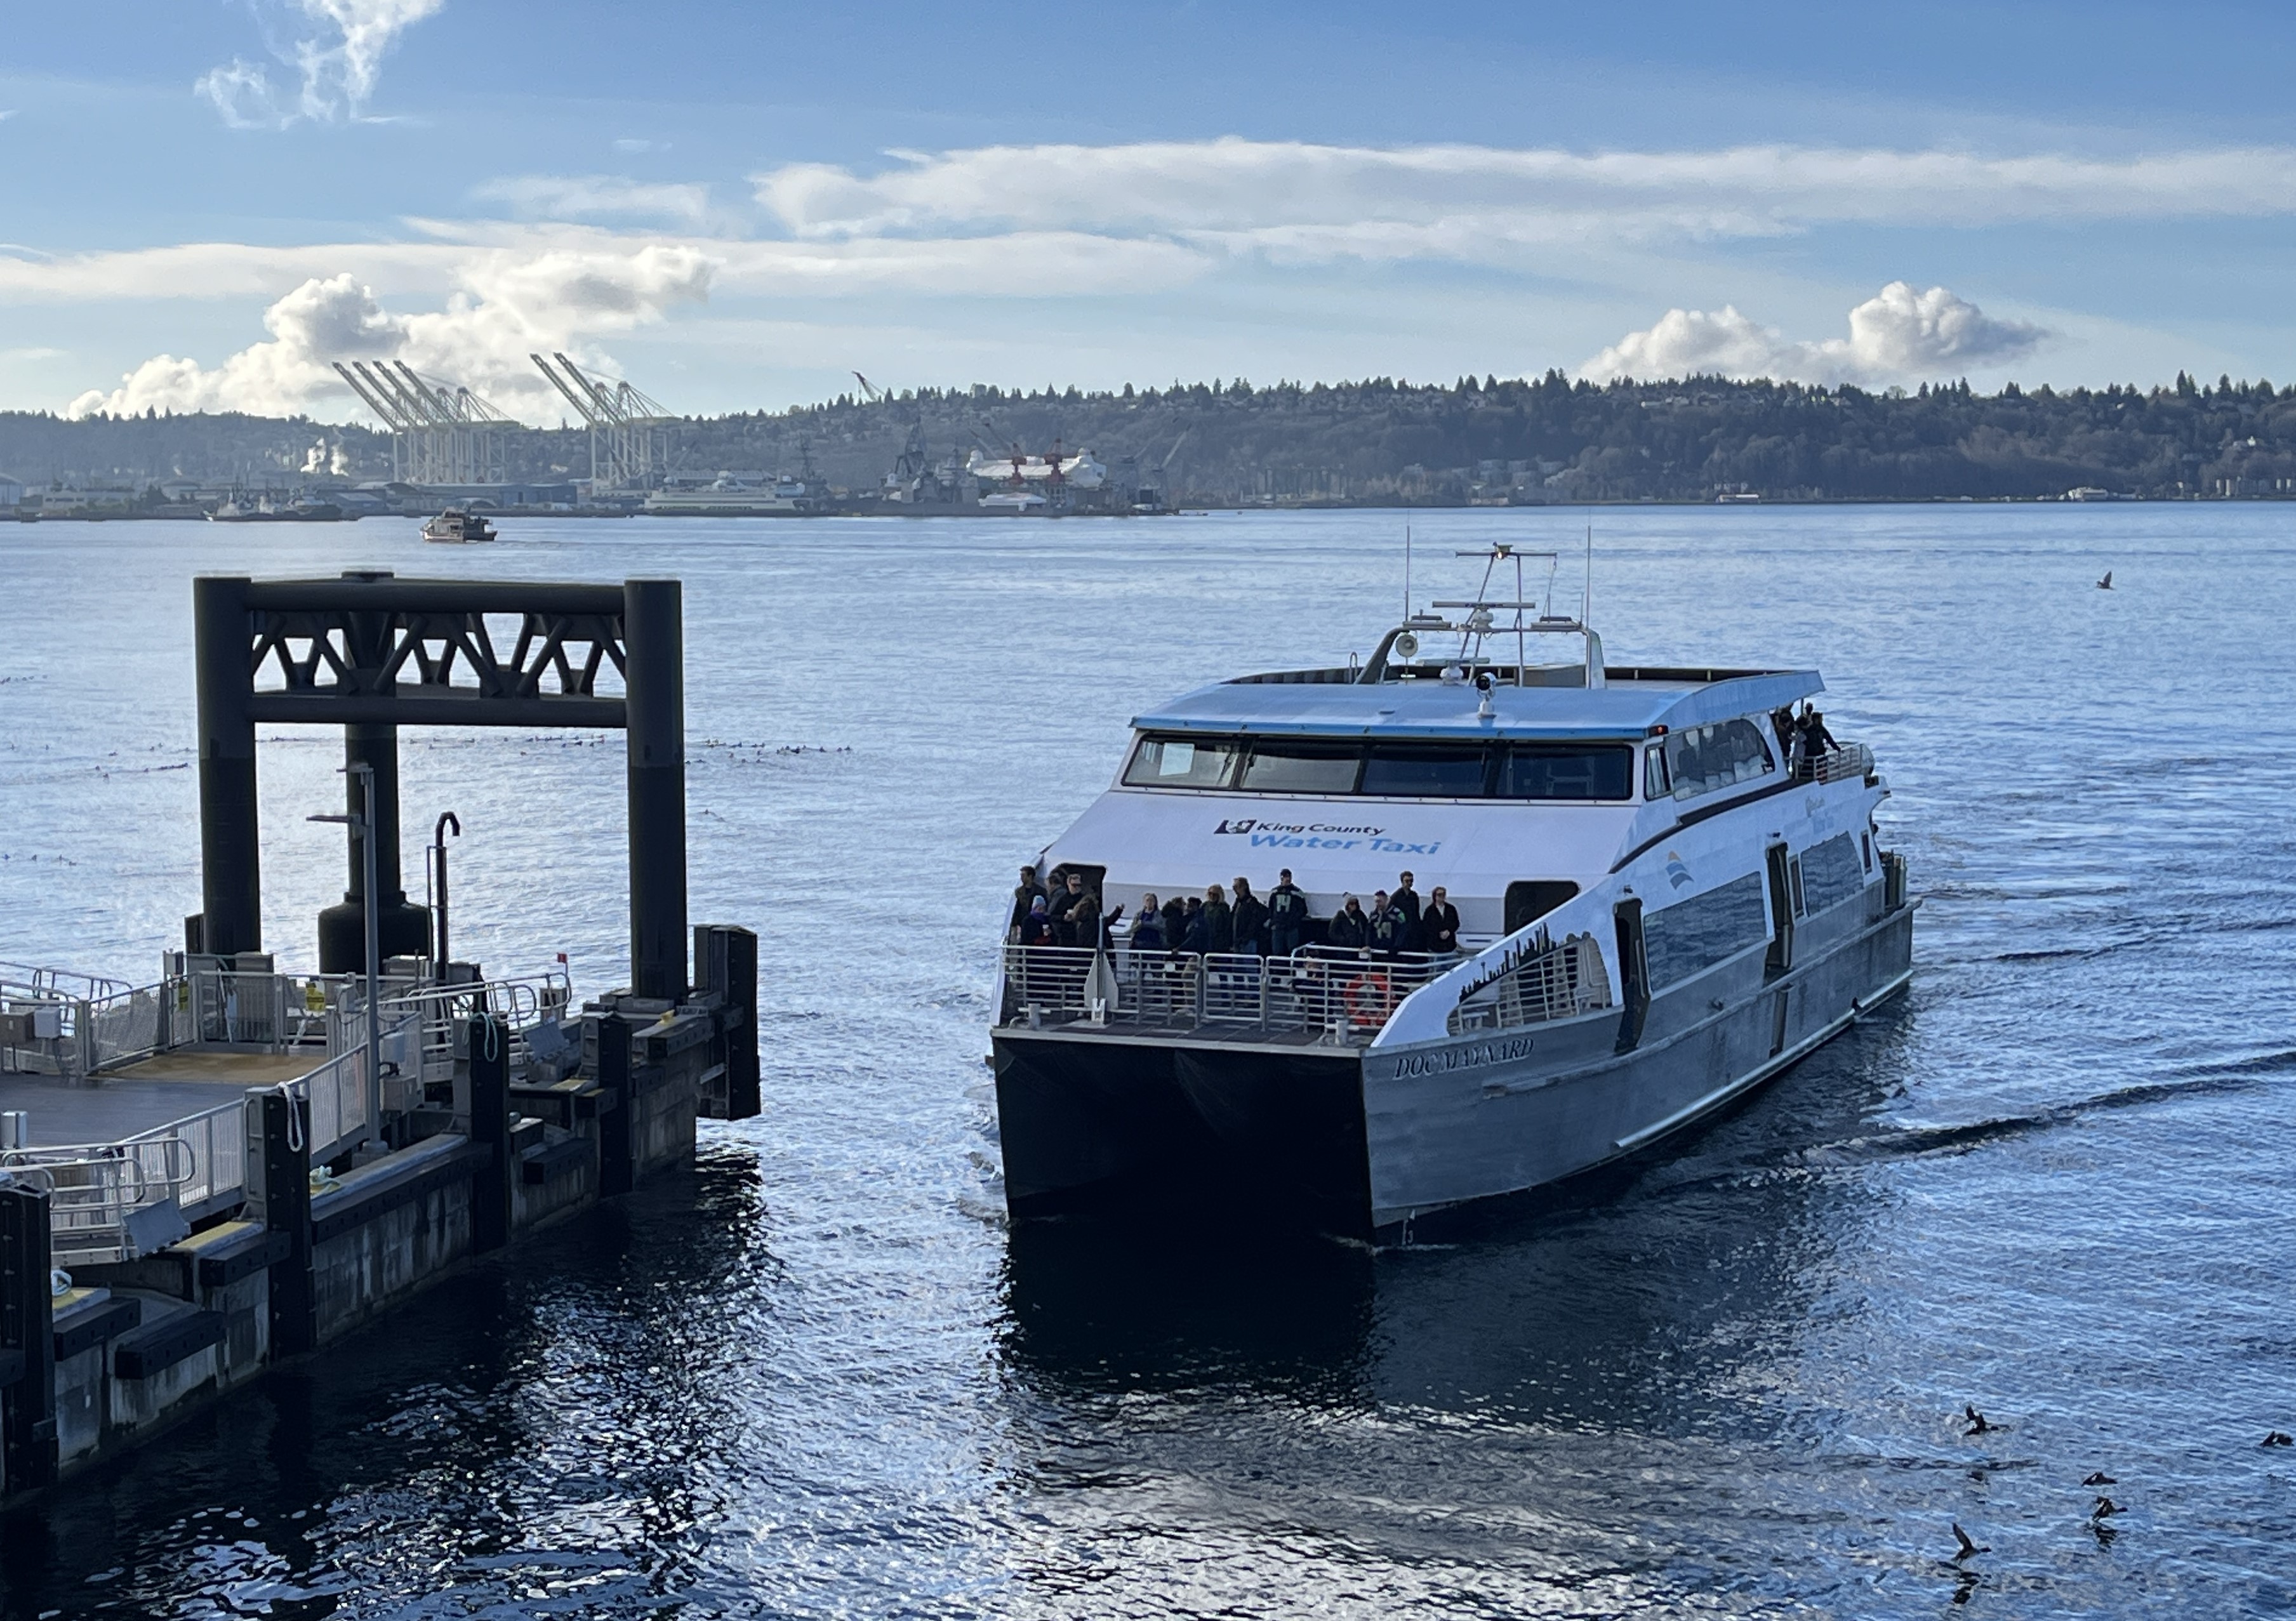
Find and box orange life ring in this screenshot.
[1343,971,1391,1023]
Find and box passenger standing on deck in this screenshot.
[1129,894,1165,955]
[1230,877,1268,956]
[1369,890,1409,958]
[1266,869,1310,956]
[1393,871,1423,948]
[1019,895,1053,948]
[1422,885,1461,956]
[1011,865,1047,940]
[1800,703,1840,759]
[1179,894,1210,953]
[1053,872,1099,948]
[1327,895,1371,949]
[1203,883,1235,953]
[1162,894,1189,952]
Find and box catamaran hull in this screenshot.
[992,894,1913,1240]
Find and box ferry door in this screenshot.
[1612,897,1649,1054]
[1764,843,1796,977]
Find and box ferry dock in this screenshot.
[0,571,759,1500]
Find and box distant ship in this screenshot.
[644,472,829,516]
[420,508,496,543]
[208,493,347,522]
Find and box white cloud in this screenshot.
[67,246,713,420]
[473,175,713,225]
[197,0,446,128]
[753,138,2296,261]
[1580,282,2047,385]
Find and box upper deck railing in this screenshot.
[1791,740,1876,787]
[1002,944,1454,1045]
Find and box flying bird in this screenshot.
[2083,1471,2117,1486]
[1963,1405,1993,1436]
[2092,1496,2122,1519]
[2098,571,2113,590]
[2263,1431,2293,1446]
[1952,1523,1989,1561]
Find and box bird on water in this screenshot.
[2092,1496,2122,1519]
[2083,1471,2117,1486]
[2098,571,2113,589]
[2264,1431,2293,1446]
[1951,1523,1989,1561]
[1963,1405,1993,1436]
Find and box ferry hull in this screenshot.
[992,896,1913,1240]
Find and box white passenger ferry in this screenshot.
[991,548,1915,1240]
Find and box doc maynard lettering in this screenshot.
[1213,817,1441,854]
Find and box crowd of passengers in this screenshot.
[1774,701,1840,767]
[1011,866,1464,961]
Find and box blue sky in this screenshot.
[6,0,2296,423]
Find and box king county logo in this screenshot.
[1664,852,1695,889]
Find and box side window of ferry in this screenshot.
[1238,741,1363,793]
[1641,871,1768,988]
[1124,736,1240,789]
[1798,833,1866,913]
[1666,720,1775,800]
[1361,743,1489,797]
[1500,744,1633,801]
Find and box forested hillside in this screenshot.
[8,370,2294,504]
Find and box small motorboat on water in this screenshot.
[208,494,346,522]
[990,545,1917,1240]
[421,509,496,543]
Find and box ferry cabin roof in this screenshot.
[1134,666,1824,741]
[1036,665,1841,944]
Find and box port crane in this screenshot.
[332,360,519,485]
[530,352,676,492]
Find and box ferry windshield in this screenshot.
[1122,734,1635,800]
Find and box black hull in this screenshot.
[991,1034,1373,1239]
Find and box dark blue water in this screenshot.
[2,508,2293,1617]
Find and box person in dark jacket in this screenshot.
[1202,883,1235,953]
[1018,894,1053,948]
[1052,872,1100,948]
[1392,871,1423,946]
[1799,704,1839,759]
[1368,889,1409,958]
[1325,895,1371,950]
[1266,868,1310,956]
[1421,885,1461,956]
[1011,865,1047,939]
[1162,894,1189,951]
[1130,894,1165,951]
[1230,877,1268,956]
[1179,895,1210,954]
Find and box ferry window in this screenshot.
[1238,741,1362,793]
[1642,871,1768,988]
[1124,735,1240,789]
[1666,719,1775,800]
[1500,744,1633,801]
[1644,744,1670,800]
[1798,833,1866,913]
[1362,743,1489,797]
[1505,880,1579,934]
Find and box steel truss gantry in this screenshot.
[530,352,676,493]
[331,360,521,486]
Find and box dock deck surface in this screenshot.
[1,1052,317,1148]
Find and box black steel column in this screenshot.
[624,579,687,1001]
[0,1181,58,1492]
[467,1014,512,1252]
[319,574,426,972]
[258,1089,315,1358]
[194,574,261,956]
[595,1013,635,1196]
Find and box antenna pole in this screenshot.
[1403,524,1412,621]
[1583,522,1593,626]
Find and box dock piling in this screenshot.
[467,1015,512,1252]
